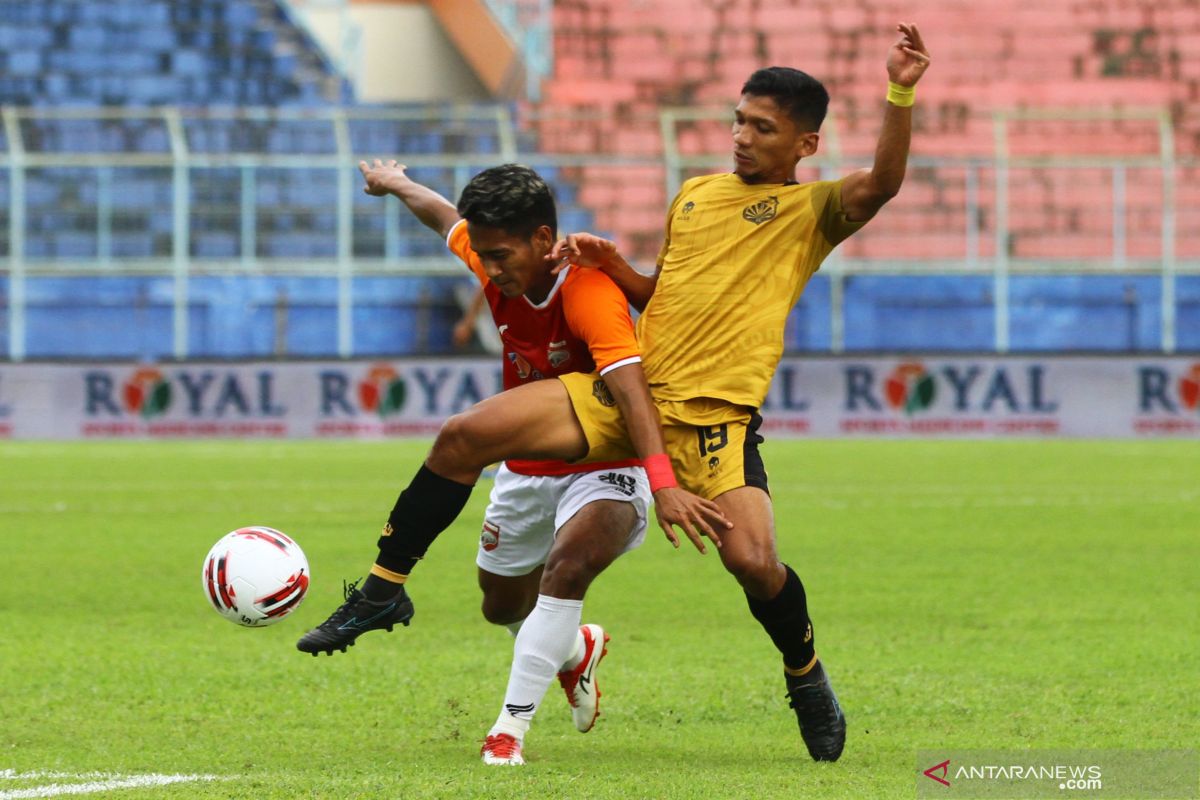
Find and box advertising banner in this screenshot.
[758,357,1200,438]
[0,357,1197,439]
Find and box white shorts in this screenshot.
[475,463,651,577]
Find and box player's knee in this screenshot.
[539,555,596,600]
[479,590,532,625]
[432,412,483,468]
[722,549,779,593]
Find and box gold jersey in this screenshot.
[637,173,864,413]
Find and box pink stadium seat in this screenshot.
[545,80,638,107]
[528,0,1192,264]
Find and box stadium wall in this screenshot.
[291,0,491,101]
[1,357,1198,440]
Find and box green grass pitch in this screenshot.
[1,440,1197,799]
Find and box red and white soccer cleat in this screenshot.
[480,733,525,766]
[556,623,610,733]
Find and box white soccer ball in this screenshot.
[201,526,309,627]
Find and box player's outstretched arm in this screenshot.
[601,362,730,553]
[452,286,487,348]
[358,159,461,238]
[549,233,659,312]
[840,22,931,223]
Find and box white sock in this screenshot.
[490,594,583,738]
[561,628,587,671]
[505,619,525,638]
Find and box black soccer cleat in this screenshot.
[785,659,846,762]
[296,579,414,656]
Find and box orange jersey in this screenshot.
[447,220,641,476]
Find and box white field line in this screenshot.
[0,774,119,781]
[0,772,218,799]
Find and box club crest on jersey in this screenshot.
[742,196,778,225]
[548,341,571,368]
[481,520,501,552]
[679,201,695,220]
[592,379,616,407]
[507,351,542,380]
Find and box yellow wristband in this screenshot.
[887,81,915,107]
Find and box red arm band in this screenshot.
[643,453,678,493]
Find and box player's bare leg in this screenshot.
[484,499,634,764]
[297,381,587,656]
[715,486,846,762]
[478,566,543,628]
[299,377,723,656]
[429,379,590,485]
[714,486,786,599]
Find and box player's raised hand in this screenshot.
[887,22,930,87]
[652,487,731,554]
[547,232,618,275]
[359,159,410,196]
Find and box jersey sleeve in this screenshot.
[561,268,641,374]
[810,178,867,247]
[446,219,488,285]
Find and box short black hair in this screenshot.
[741,67,830,131]
[456,164,557,239]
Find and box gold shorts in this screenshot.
[558,372,769,501]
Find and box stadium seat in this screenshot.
[2,0,1197,358]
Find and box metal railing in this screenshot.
[1,105,518,360]
[662,105,1192,352]
[2,105,1196,360]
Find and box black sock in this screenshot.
[374,464,474,578]
[745,563,815,672]
[362,573,403,601]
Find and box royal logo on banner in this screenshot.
[884,362,937,415]
[122,368,172,419]
[315,361,503,437]
[81,365,288,437]
[4,357,1198,440]
[840,360,1061,435]
[1133,362,1200,434]
[357,365,407,418]
[1183,365,1200,412]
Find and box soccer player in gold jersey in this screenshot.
[551,22,930,761]
[298,23,928,764]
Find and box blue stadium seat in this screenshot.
[172,50,208,77]
[23,277,176,359]
[110,233,158,259]
[1009,276,1161,351]
[7,50,42,76]
[192,232,239,258]
[785,275,833,352]
[843,276,996,352]
[1176,277,1200,351]
[0,0,340,108]
[54,232,99,259]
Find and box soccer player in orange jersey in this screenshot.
[296,162,729,765]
